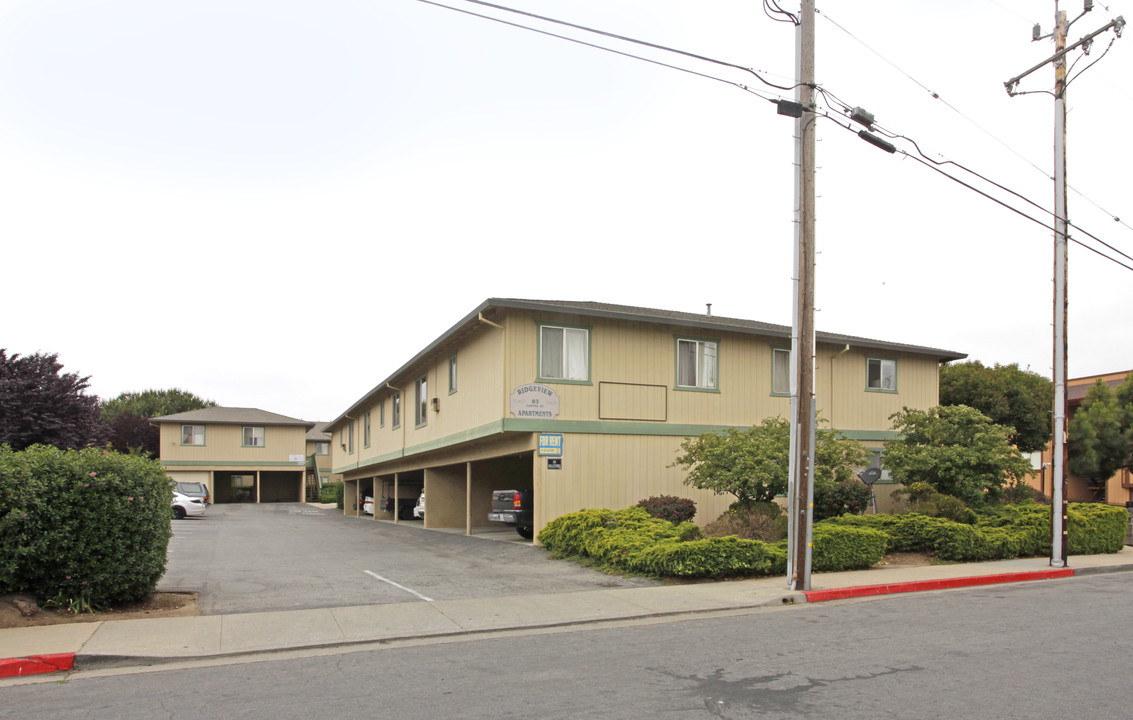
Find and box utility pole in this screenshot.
[786,0,817,592]
[1005,2,1125,568]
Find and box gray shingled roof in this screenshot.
[327,298,967,430]
[151,407,314,429]
[306,422,332,442]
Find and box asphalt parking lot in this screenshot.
[161,504,658,615]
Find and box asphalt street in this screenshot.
[160,504,657,614]
[6,571,1131,719]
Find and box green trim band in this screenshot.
[333,419,900,473]
[162,460,306,468]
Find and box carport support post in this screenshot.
[466,462,473,536]
[394,473,400,524]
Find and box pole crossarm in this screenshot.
[1004,16,1124,95]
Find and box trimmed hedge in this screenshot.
[538,507,889,578]
[0,445,172,608]
[823,502,1127,561]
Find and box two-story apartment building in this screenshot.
[153,408,315,503]
[326,299,965,537]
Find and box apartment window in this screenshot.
[242,426,265,447]
[539,325,589,382]
[772,347,791,395]
[449,354,458,394]
[316,442,329,455]
[363,411,371,448]
[347,422,354,453]
[181,425,205,446]
[392,392,401,429]
[379,399,385,428]
[867,449,893,483]
[415,375,428,427]
[867,357,897,392]
[676,338,718,390]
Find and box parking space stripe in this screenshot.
[363,570,434,602]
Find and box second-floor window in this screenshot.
[540,325,589,382]
[416,376,428,427]
[392,392,401,429]
[449,354,458,394]
[243,426,265,447]
[867,357,897,392]
[182,425,205,446]
[676,338,718,390]
[772,347,791,395]
[363,411,371,448]
[315,442,329,455]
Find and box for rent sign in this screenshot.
[510,383,560,418]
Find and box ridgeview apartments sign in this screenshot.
[509,383,560,418]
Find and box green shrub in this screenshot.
[812,478,874,522]
[703,502,787,542]
[810,524,889,570]
[636,495,697,524]
[891,483,978,524]
[629,536,779,578]
[0,445,172,608]
[1068,503,1128,554]
[320,482,342,504]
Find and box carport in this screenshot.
[212,470,304,503]
[423,454,532,534]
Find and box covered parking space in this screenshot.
[212,470,304,503]
[423,453,533,534]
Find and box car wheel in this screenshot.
[516,526,533,539]
[172,505,187,520]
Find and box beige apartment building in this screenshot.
[1027,370,1133,506]
[153,407,315,503]
[326,299,965,538]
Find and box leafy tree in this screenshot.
[1068,379,1132,483]
[672,417,870,508]
[0,350,108,451]
[101,388,216,457]
[882,405,1033,506]
[940,360,1052,453]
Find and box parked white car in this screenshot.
[362,496,374,515]
[172,490,206,520]
[412,492,425,519]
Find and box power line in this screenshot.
[439,0,803,92]
[816,8,1133,245]
[418,0,1132,273]
[415,0,782,103]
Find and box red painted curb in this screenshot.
[0,652,75,678]
[803,568,1076,603]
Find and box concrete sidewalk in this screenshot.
[4,547,1132,678]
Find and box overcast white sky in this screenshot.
[2,0,1130,422]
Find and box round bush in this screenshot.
[636,495,697,524]
[0,445,172,607]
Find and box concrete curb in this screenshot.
[803,568,1075,603]
[71,592,803,671]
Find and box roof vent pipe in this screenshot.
[706,303,712,316]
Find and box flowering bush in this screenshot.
[636,495,697,524]
[0,445,172,608]
[812,478,874,522]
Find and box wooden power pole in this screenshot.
[1005,2,1125,567]
[787,0,817,591]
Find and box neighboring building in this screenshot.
[152,408,315,503]
[305,422,338,500]
[326,299,965,537]
[1029,370,1132,505]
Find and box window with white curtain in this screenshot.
[181,425,205,446]
[540,325,589,381]
[867,357,897,391]
[415,376,428,426]
[772,347,791,395]
[676,339,718,390]
[242,426,265,447]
